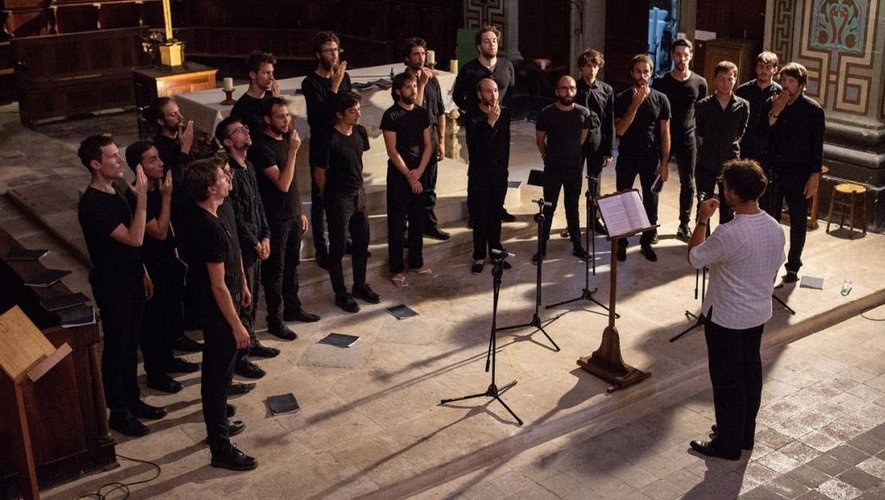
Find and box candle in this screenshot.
[426,49,436,66]
[450,59,458,74]
[162,0,173,41]
[223,77,234,91]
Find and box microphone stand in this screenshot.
[441,252,522,425]
[497,198,562,351]
[670,192,711,342]
[546,174,616,318]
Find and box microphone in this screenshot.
[698,191,709,202]
[532,198,553,207]
[491,248,514,258]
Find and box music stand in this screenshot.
[577,190,654,392]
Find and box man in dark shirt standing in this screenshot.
[452,24,516,223]
[466,78,511,275]
[534,75,592,264]
[302,31,352,270]
[251,97,320,340]
[382,72,434,287]
[182,157,255,471]
[403,37,449,241]
[736,51,781,209]
[231,50,280,141]
[652,38,707,241]
[764,62,825,284]
[576,48,614,235]
[77,135,166,437]
[316,91,382,312]
[614,54,672,262]
[695,61,750,224]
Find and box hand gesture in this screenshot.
[488,103,501,124]
[698,198,720,221]
[409,177,423,194]
[270,78,281,97]
[232,322,250,349]
[133,164,148,198]
[331,61,347,91]
[179,120,195,153]
[289,129,302,150]
[771,90,790,116]
[159,170,173,197]
[632,84,650,107]
[418,68,431,87]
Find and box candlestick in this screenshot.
[426,49,436,66]
[223,77,234,91]
[449,59,458,74]
[221,89,235,106]
[162,0,173,41]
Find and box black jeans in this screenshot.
[201,314,237,454]
[695,167,734,225]
[467,172,507,260]
[704,316,764,455]
[142,260,185,377]
[615,154,659,246]
[671,134,697,225]
[387,169,425,274]
[236,248,260,364]
[327,190,370,295]
[766,173,808,273]
[262,217,302,325]
[310,176,327,258]
[421,159,440,232]
[541,170,583,252]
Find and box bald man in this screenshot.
[534,75,593,263]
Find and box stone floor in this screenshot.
[1,103,884,499]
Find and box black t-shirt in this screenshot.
[736,79,782,159]
[153,134,194,225]
[182,203,243,321]
[302,71,353,166]
[125,188,176,264]
[614,87,672,157]
[652,72,706,138]
[536,104,592,175]
[250,133,302,221]
[323,124,369,194]
[78,187,141,283]
[380,103,431,170]
[452,57,516,111]
[231,91,272,139]
[577,78,615,156]
[465,106,511,178]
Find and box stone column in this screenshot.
[503,0,523,63]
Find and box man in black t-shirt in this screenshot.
[381,72,434,287]
[182,157,256,471]
[736,51,782,206]
[231,50,280,143]
[251,97,320,339]
[652,39,707,241]
[316,91,382,312]
[303,31,352,269]
[614,54,672,262]
[535,75,592,264]
[77,135,166,437]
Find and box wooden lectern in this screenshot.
[0,307,73,500]
[577,189,653,392]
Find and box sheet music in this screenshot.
[597,191,651,238]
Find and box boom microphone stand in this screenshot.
[546,174,616,318]
[497,198,562,351]
[441,251,522,425]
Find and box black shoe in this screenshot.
[316,252,329,270]
[501,209,516,222]
[471,262,484,275]
[617,243,627,262]
[676,224,691,242]
[651,234,660,245]
[284,309,320,323]
[782,271,799,284]
[109,415,150,437]
[166,357,200,374]
[593,219,608,235]
[352,284,381,304]
[129,400,167,420]
[227,404,236,418]
[211,445,258,471]
[248,340,280,358]
[709,424,755,450]
[560,229,570,238]
[425,228,451,240]
[335,293,360,313]
[173,336,204,353]
[267,322,297,341]
[532,252,544,265]
[572,245,591,260]
[234,360,266,379]
[228,382,256,395]
[689,440,741,461]
[640,244,658,262]
[226,420,246,437]
[146,373,183,394]
[502,260,512,270]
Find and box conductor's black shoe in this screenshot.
[174,336,204,353]
[353,284,381,304]
[471,262,484,275]
[676,224,691,242]
[572,245,591,260]
[166,357,200,374]
[226,420,246,437]
[335,293,361,313]
[594,219,608,235]
[129,400,167,420]
[640,244,658,262]
[248,340,280,358]
[617,244,627,262]
[211,445,258,471]
[425,228,451,240]
[226,404,236,418]
[501,209,517,222]
[651,234,660,245]
[284,308,320,323]
[109,415,150,437]
[147,373,183,394]
[267,322,297,341]
[228,382,256,395]
[689,440,741,461]
[782,271,799,283]
[234,360,266,379]
[709,424,755,450]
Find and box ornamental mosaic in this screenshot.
[810,0,867,54]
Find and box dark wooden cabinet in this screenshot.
[133,62,218,138]
[701,38,759,89]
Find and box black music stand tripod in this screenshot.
[546,174,616,318]
[497,198,562,352]
[441,252,522,425]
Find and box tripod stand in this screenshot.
[441,254,522,425]
[546,174,616,318]
[671,194,712,343]
[497,199,562,351]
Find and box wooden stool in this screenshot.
[826,183,867,239]
[808,165,829,229]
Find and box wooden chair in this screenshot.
[826,183,868,239]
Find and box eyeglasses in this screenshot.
[322,47,340,53]
[226,125,249,138]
